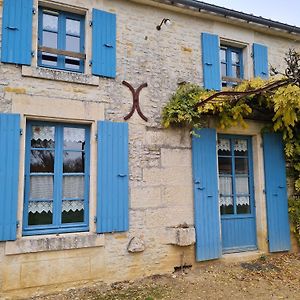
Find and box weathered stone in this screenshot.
[165,227,196,246]
[127,237,145,253]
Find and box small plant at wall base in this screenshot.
[162,49,300,244]
[289,197,300,245]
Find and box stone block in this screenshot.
[130,186,162,208]
[127,237,145,253]
[161,148,192,168]
[165,227,196,246]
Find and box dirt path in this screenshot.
[29,253,300,300]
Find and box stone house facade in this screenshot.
[0,0,299,298]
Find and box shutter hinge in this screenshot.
[89,20,93,27]
[31,51,35,57]
[20,129,23,136]
[16,220,20,228]
[263,189,266,194]
[89,60,93,67]
[251,52,254,58]
[32,7,36,14]
[94,216,97,223]
[95,133,98,141]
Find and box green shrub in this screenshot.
[289,197,300,245]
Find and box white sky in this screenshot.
[200,0,300,27]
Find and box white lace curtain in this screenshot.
[219,176,250,206]
[218,138,248,152]
[32,126,85,142]
[28,200,84,213]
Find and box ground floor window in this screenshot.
[23,122,90,235]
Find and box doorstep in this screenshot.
[221,250,265,264]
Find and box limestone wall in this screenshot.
[0,0,299,297]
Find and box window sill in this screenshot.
[22,66,99,86]
[4,232,105,255]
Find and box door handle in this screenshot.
[104,43,113,48]
[197,187,205,190]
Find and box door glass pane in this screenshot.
[218,138,231,156]
[220,196,234,214]
[28,201,53,225]
[30,175,53,199]
[62,200,84,223]
[30,150,55,173]
[63,151,84,173]
[235,176,249,194]
[63,175,84,199]
[42,31,58,48]
[234,139,248,156]
[66,19,80,35]
[235,158,248,174]
[43,13,58,31]
[219,176,232,195]
[31,126,55,148]
[218,157,232,174]
[66,35,80,52]
[237,196,251,214]
[63,128,85,150]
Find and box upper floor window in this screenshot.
[220,46,243,87]
[23,122,90,235]
[38,8,85,72]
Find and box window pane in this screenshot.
[30,175,53,199]
[221,63,227,77]
[237,196,251,214]
[235,176,249,194]
[28,201,53,225]
[66,35,80,52]
[43,13,58,31]
[63,175,84,199]
[218,157,232,174]
[235,158,248,174]
[63,151,84,173]
[220,196,234,215]
[234,139,248,156]
[64,128,85,150]
[42,31,57,48]
[66,19,80,35]
[218,138,231,156]
[65,57,80,70]
[232,65,241,78]
[62,200,84,223]
[219,176,232,195]
[232,51,240,64]
[41,53,58,66]
[220,48,226,62]
[31,126,55,148]
[30,150,55,173]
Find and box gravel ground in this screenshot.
[27,253,300,300]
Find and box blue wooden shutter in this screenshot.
[1,0,33,65]
[253,43,269,79]
[0,113,20,241]
[97,121,129,233]
[92,9,116,78]
[263,133,290,252]
[192,128,221,261]
[201,33,221,91]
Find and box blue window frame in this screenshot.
[23,122,90,236]
[38,7,85,72]
[217,135,255,216]
[220,46,243,87]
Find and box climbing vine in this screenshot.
[162,49,300,187]
[162,49,300,243]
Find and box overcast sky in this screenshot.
[200,0,300,27]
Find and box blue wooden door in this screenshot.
[218,135,257,253]
[192,128,221,261]
[263,133,290,252]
